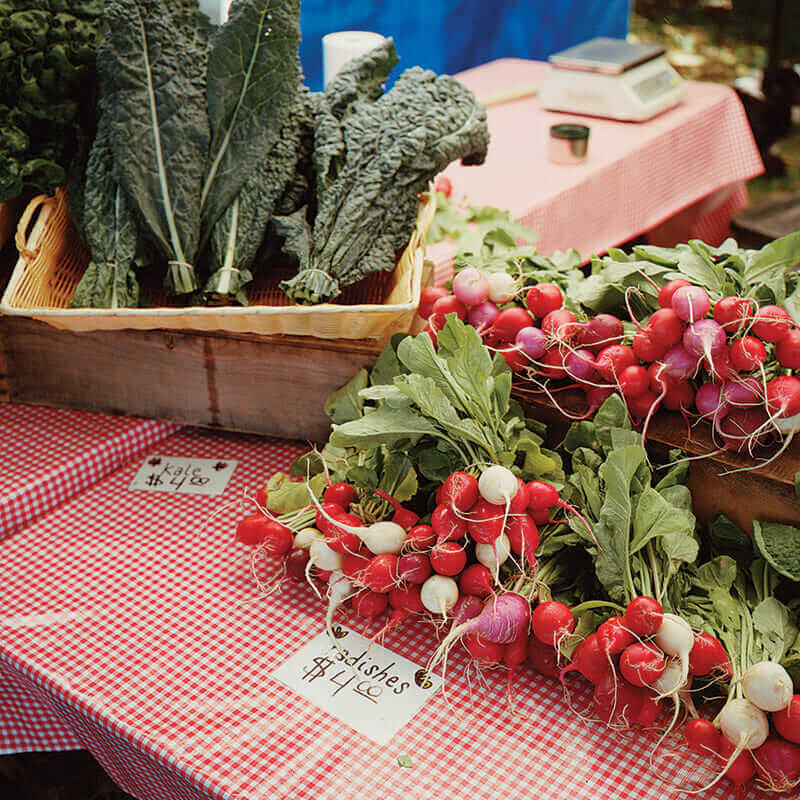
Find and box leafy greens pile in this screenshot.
[70,0,489,309]
[0,0,102,204]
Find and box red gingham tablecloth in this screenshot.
[0,420,766,800]
[430,59,764,284]
[0,404,180,539]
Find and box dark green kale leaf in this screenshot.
[280,63,489,304]
[98,0,210,296]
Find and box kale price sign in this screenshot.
[128,456,237,496]
[272,626,441,744]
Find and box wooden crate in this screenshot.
[515,389,800,533]
[0,316,388,442]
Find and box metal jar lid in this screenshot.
[548,123,590,164]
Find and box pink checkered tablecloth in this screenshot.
[0,404,180,539]
[429,59,764,284]
[0,422,767,800]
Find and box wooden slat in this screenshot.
[1,317,383,442]
[516,389,800,532]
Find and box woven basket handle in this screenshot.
[15,194,54,260]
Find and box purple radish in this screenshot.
[695,382,728,422]
[723,377,763,407]
[672,285,711,323]
[682,320,727,371]
[468,301,500,332]
[564,348,597,383]
[661,345,700,382]
[515,325,547,359]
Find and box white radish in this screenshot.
[719,698,769,750]
[475,532,511,572]
[654,613,694,685]
[742,660,793,712]
[294,527,324,549]
[420,575,459,616]
[361,521,406,555]
[487,271,517,304]
[325,571,353,652]
[652,658,688,697]
[478,465,518,505]
[309,539,343,572]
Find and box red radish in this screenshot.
[648,308,685,347]
[619,642,667,687]
[240,516,293,554]
[528,637,560,678]
[429,541,467,576]
[341,547,370,580]
[730,336,767,371]
[560,633,614,685]
[504,633,529,670]
[323,512,363,554]
[628,390,659,419]
[773,696,800,744]
[753,305,793,342]
[564,348,597,382]
[618,365,649,399]
[638,691,662,727]
[526,480,559,511]
[316,568,333,582]
[661,344,699,382]
[433,175,452,196]
[315,502,346,534]
[500,346,528,372]
[719,406,770,452]
[431,504,467,542]
[255,482,269,508]
[633,328,667,362]
[695,382,728,422]
[663,381,694,411]
[389,584,425,614]
[467,498,505,543]
[776,328,800,369]
[597,616,635,656]
[397,552,432,584]
[689,632,732,677]
[323,482,357,509]
[648,362,677,394]
[285,548,310,582]
[406,523,436,549]
[451,594,484,625]
[351,590,388,618]
[625,596,663,637]
[595,344,636,382]
[685,718,722,756]
[713,296,753,333]
[441,471,479,512]
[586,385,614,412]
[539,347,567,379]
[593,675,643,727]
[422,322,438,347]
[530,507,551,525]
[541,308,578,341]
[452,267,489,307]
[525,283,563,318]
[430,593,531,670]
[361,554,399,593]
[658,278,691,309]
[577,313,624,352]
[464,633,505,666]
[717,737,756,786]
[492,307,534,342]
[532,601,575,647]
[766,375,800,417]
[468,300,500,330]
[235,513,270,546]
[506,514,539,558]
[704,348,738,384]
[459,563,494,598]
[509,478,530,514]
[515,325,547,359]
[418,286,450,319]
[672,285,711,323]
[430,295,467,328]
[753,737,800,790]
[391,506,419,531]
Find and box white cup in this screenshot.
[322,31,386,88]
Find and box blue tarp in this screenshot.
[300,0,631,90]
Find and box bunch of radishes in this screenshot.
[419,271,800,459]
[685,662,800,793]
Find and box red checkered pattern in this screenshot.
[0,404,180,539]
[429,58,764,284]
[0,423,770,800]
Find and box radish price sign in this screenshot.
[128,456,238,496]
[272,626,441,745]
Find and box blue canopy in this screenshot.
[300,0,631,90]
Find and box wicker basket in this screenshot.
[0,188,434,340]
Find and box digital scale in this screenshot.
[540,37,686,122]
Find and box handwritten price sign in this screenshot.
[128,456,238,496]
[272,626,440,745]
